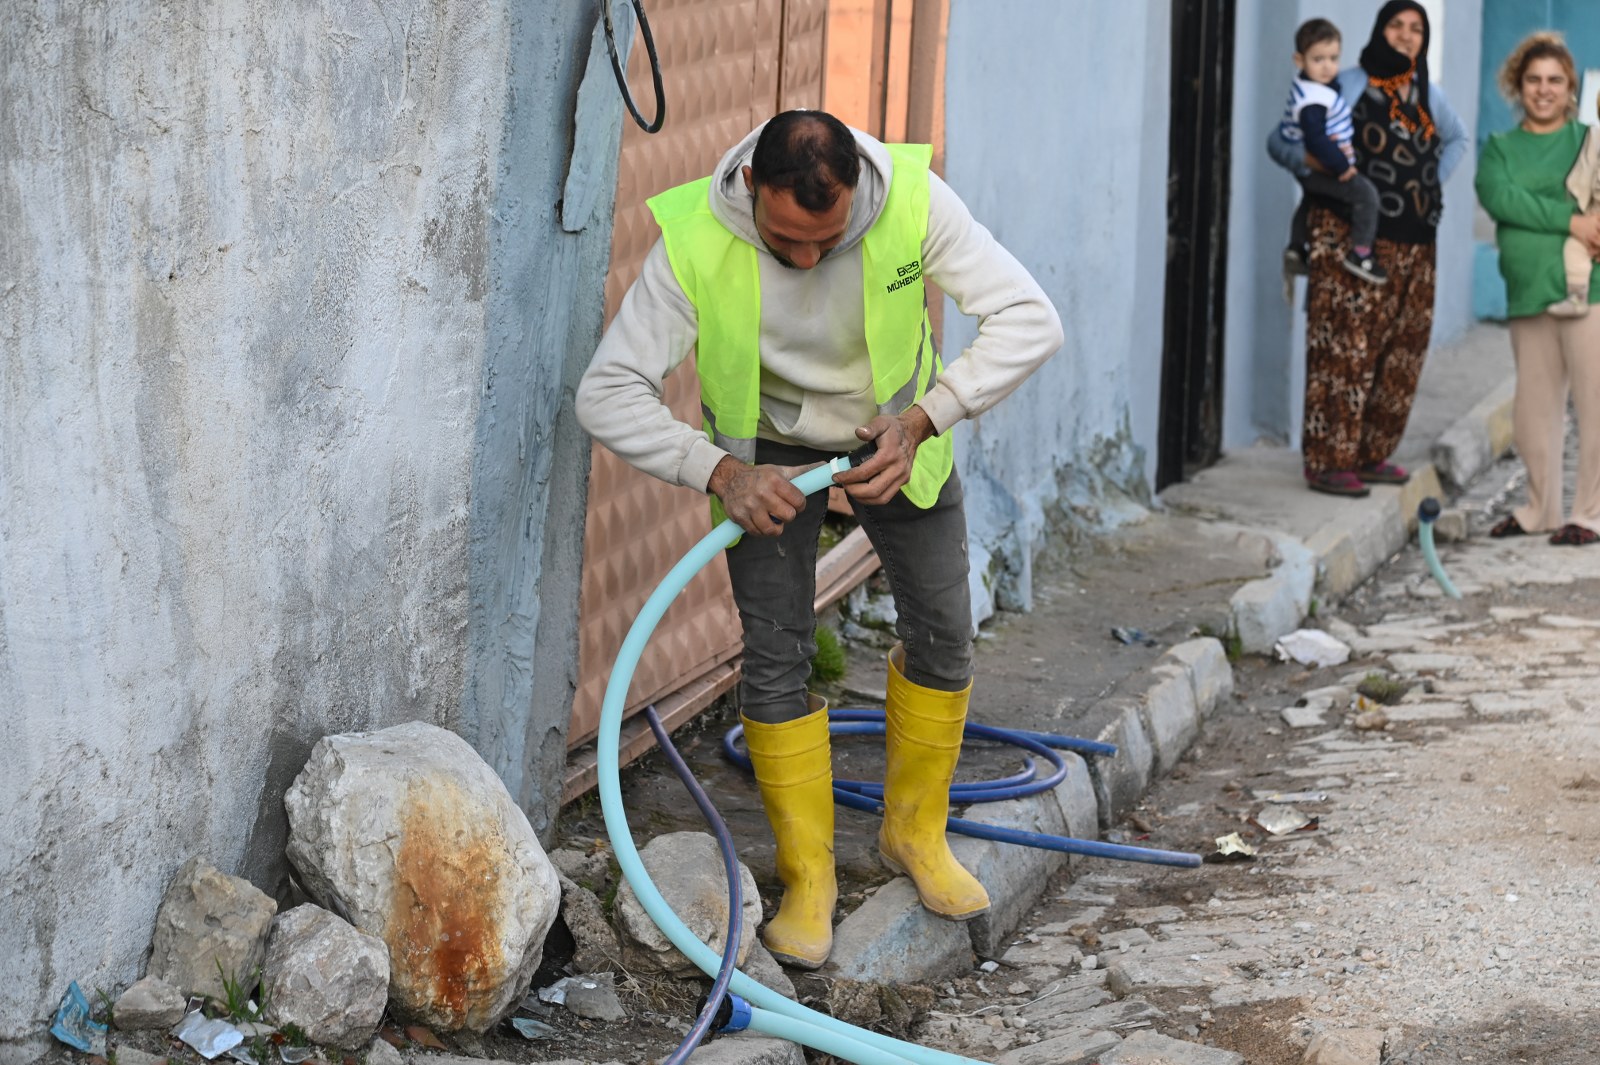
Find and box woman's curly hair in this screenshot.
[1497,31,1579,120]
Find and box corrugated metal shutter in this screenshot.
[570,0,826,753]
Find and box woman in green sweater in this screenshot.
[1476,33,1600,545]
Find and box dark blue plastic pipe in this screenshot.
[646,707,744,1064]
[722,709,1201,868]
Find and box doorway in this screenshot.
[1157,0,1235,490]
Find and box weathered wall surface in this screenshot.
[941,0,1168,619]
[463,7,625,839]
[1224,0,1483,449]
[0,3,618,1057]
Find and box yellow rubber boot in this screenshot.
[878,646,990,921]
[741,700,837,970]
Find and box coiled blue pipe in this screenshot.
[723,714,1201,867]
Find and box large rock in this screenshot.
[613,832,760,978]
[261,905,390,1049]
[148,857,278,1000]
[284,721,560,1033]
[112,976,187,1031]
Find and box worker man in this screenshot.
[576,110,1062,970]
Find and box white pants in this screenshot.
[1509,312,1600,534]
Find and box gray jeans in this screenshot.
[727,439,974,724]
[1292,169,1380,251]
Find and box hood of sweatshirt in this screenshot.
[708,121,892,261]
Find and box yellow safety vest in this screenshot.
[646,143,954,526]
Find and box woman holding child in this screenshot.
[1271,2,1469,497]
[1475,33,1600,546]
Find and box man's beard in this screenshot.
[753,201,801,269]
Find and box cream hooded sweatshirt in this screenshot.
[576,123,1064,493]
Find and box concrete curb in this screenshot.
[1229,533,1316,655]
[1431,377,1515,491]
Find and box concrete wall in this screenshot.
[0,2,618,1056]
[1223,0,1484,450]
[942,0,1170,618]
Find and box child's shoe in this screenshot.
[1546,290,1590,319]
[1341,250,1388,284]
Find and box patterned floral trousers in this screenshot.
[1302,207,1437,473]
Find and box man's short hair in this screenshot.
[1295,18,1340,55]
[749,110,861,213]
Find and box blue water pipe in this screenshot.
[598,458,1198,1064]
[723,714,1201,867]
[1417,497,1462,599]
[642,706,743,1065]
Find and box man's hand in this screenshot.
[1575,211,1600,258]
[832,406,934,506]
[708,455,808,536]
[1338,166,1358,183]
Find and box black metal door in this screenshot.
[1157,0,1235,490]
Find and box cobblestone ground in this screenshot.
[911,441,1600,1065]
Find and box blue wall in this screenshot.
[942,0,1170,618]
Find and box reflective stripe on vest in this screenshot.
[646,143,954,525]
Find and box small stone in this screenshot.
[366,1038,404,1065]
[113,977,187,1031]
[1081,955,1098,971]
[1351,708,1389,731]
[563,973,626,1022]
[1006,982,1029,996]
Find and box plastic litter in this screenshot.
[1273,629,1351,668]
[1205,832,1258,863]
[507,1017,557,1040]
[173,1011,246,1060]
[228,1044,260,1065]
[49,983,108,1055]
[279,1047,313,1064]
[1250,804,1315,835]
[536,976,600,1006]
[1111,626,1158,647]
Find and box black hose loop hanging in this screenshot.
[603,0,666,134]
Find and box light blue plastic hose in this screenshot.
[595,458,991,1065]
[1417,498,1462,599]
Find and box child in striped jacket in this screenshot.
[1279,18,1387,288]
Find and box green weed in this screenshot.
[810,626,847,684]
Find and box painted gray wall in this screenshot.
[0,2,617,1056]
[942,0,1170,618]
[1224,0,1484,449]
